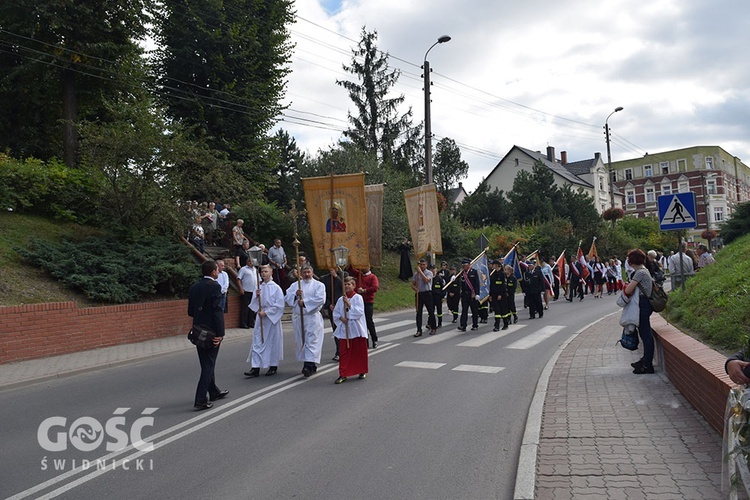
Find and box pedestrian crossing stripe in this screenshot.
[396,361,445,370]
[505,325,565,349]
[659,194,696,227]
[453,364,505,374]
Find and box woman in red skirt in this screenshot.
[332,277,369,384]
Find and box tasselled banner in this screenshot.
[302,173,370,269]
[403,183,443,258]
[365,184,384,268]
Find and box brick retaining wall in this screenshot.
[652,314,733,435]
[0,296,241,364]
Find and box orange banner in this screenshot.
[302,173,369,269]
[365,184,384,268]
[403,183,443,258]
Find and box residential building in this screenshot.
[484,145,622,214]
[445,182,468,205]
[610,146,750,241]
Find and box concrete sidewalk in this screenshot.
[525,312,725,500]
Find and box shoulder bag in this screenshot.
[188,324,216,348]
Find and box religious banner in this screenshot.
[302,173,369,269]
[403,183,443,258]
[365,184,384,268]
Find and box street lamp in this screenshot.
[423,35,451,186]
[331,245,350,269]
[605,106,624,209]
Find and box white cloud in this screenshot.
[279,0,750,192]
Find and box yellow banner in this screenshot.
[302,173,369,269]
[365,184,384,268]
[403,183,443,258]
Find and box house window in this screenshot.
[660,162,669,174]
[514,158,519,167]
[714,207,724,222]
[678,181,689,193]
[706,157,714,169]
[662,182,672,195]
[677,159,687,172]
[625,168,633,180]
[599,176,604,191]
[626,190,635,205]
[707,179,716,194]
[645,187,655,203]
[644,165,652,177]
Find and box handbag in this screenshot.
[188,324,216,348]
[649,281,668,312]
[617,326,639,350]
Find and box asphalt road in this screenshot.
[1,294,619,500]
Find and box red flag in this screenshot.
[587,238,598,260]
[577,247,591,280]
[555,250,567,286]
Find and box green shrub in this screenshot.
[18,236,199,303]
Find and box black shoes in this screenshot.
[457,326,466,332]
[371,341,378,348]
[209,390,229,401]
[194,402,213,411]
[414,331,423,337]
[633,364,655,374]
[452,318,457,323]
[470,325,478,331]
[502,324,509,330]
[244,368,260,378]
[513,316,518,324]
[265,367,277,376]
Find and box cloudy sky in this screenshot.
[277,0,750,193]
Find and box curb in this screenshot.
[512,311,618,500]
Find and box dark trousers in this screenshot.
[432,294,444,325]
[195,345,221,405]
[328,315,340,356]
[447,294,460,320]
[240,293,256,328]
[638,295,655,367]
[527,292,544,318]
[364,302,377,342]
[460,295,478,328]
[416,291,436,331]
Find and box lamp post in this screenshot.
[605,106,624,209]
[423,35,451,186]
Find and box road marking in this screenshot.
[10,346,398,500]
[327,319,413,337]
[453,364,505,374]
[413,329,465,344]
[395,361,446,370]
[505,325,565,349]
[456,325,526,347]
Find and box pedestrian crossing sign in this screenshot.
[658,192,697,230]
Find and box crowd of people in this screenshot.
[186,210,720,407]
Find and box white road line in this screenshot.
[413,329,465,344]
[326,319,413,337]
[378,324,424,342]
[453,364,505,374]
[456,325,526,347]
[395,361,446,370]
[505,325,565,349]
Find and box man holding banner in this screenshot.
[458,257,480,332]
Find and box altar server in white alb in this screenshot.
[332,276,369,384]
[285,264,327,377]
[244,265,285,378]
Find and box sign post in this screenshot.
[658,192,697,291]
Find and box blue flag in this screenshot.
[472,252,490,303]
[503,247,522,279]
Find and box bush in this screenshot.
[0,154,97,222]
[18,236,199,303]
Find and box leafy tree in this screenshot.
[266,129,305,211]
[0,0,152,166]
[507,160,558,225]
[153,0,294,176]
[454,181,511,227]
[433,137,469,195]
[720,201,750,245]
[336,27,422,179]
[555,185,603,240]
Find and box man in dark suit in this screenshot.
[188,260,228,410]
[458,257,480,332]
